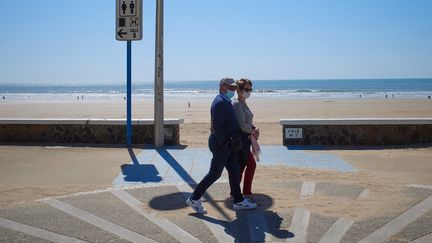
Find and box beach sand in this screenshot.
[1,98,431,208]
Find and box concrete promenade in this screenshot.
[1,145,431,242]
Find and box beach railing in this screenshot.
[0,118,184,145]
[280,118,432,146]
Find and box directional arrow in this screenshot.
[117,29,127,38]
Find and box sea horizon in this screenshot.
[1,78,432,101]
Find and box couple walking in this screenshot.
[187,77,260,214]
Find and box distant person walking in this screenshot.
[186,77,257,214]
[232,78,260,201]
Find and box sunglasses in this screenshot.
[242,88,253,92]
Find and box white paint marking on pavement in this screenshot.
[176,184,235,243]
[300,181,315,199]
[247,211,279,242]
[318,218,354,243]
[410,232,432,243]
[111,189,201,243]
[358,188,369,199]
[43,199,156,243]
[403,184,432,190]
[359,194,432,243]
[287,208,310,242]
[0,217,87,243]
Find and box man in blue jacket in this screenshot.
[186,77,257,214]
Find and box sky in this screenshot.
[0,0,431,84]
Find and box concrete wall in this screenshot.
[0,119,183,145]
[280,118,432,146]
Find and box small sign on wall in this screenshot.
[285,128,303,139]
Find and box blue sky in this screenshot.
[0,0,431,83]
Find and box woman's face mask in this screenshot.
[242,90,251,99]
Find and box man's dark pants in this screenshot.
[191,134,244,203]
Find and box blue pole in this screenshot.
[126,41,132,146]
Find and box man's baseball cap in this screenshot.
[219,77,238,88]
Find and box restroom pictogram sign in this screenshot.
[116,0,142,41]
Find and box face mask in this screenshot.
[242,90,251,99]
[225,90,235,99]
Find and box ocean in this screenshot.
[0,79,431,101]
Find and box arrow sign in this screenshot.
[116,0,142,41]
[117,29,127,39]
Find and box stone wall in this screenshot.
[0,119,182,145]
[281,119,432,146]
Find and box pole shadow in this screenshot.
[120,147,162,183]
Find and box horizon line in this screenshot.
[1,77,432,85]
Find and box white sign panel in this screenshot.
[116,0,142,41]
[285,128,303,139]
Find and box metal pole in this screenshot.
[127,40,132,146]
[154,0,164,147]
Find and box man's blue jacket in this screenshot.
[211,93,240,147]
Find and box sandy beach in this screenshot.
[1,98,432,208]
[1,98,431,146]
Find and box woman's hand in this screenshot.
[252,128,260,139]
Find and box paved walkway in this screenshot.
[113,146,357,188]
[1,146,431,242]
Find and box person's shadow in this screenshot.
[192,209,294,242]
[149,191,295,242]
[202,194,294,242]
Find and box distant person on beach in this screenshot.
[231,78,260,202]
[188,102,191,108]
[2,96,4,100]
[428,95,431,99]
[186,77,257,214]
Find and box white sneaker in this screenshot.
[233,198,257,210]
[186,197,208,214]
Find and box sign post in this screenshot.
[116,0,143,146]
[126,41,132,146]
